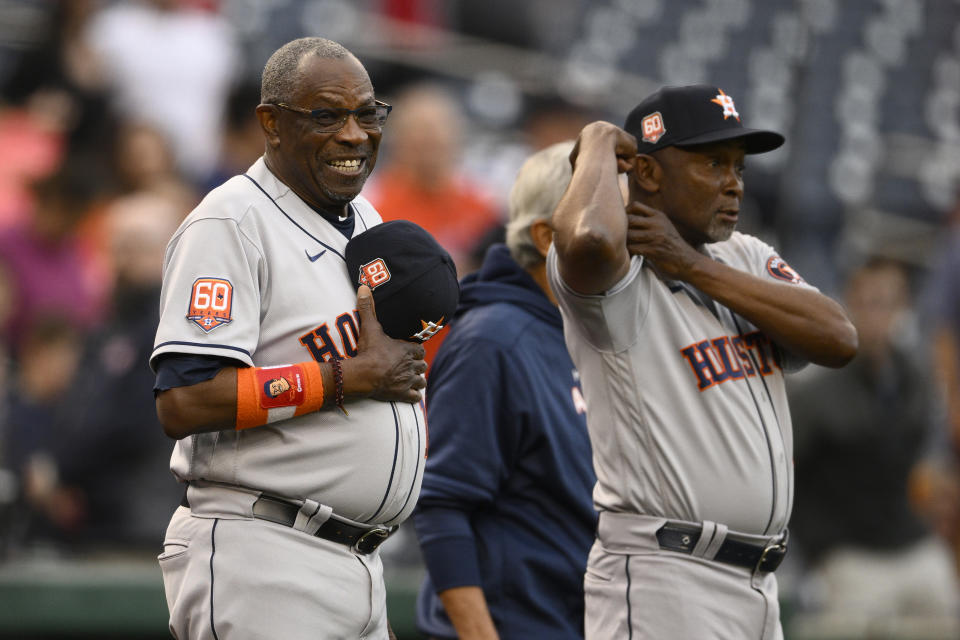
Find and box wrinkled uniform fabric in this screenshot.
[547,233,815,639]
[152,158,425,639]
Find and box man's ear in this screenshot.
[631,154,661,194]
[529,219,553,258]
[255,104,281,148]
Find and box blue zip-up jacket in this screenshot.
[412,244,597,639]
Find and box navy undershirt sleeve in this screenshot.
[153,353,246,393]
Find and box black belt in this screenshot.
[655,522,788,573]
[180,491,394,555]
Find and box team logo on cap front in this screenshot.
[641,111,666,143]
[358,258,391,290]
[710,89,740,121]
[187,277,233,332]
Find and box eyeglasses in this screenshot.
[273,100,392,132]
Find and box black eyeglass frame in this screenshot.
[272,100,393,132]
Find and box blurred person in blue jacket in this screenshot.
[413,140,597,639]
[1,314,84,551]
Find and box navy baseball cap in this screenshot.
[345,220,459,343]
[624,85,785,155]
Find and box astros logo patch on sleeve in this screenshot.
[187,277,233,332]
[766,256,804,284]
[358,258,391,290]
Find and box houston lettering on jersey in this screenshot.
[680,330,781,391]
[299,311,361,362]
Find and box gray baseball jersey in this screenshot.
[151,157,426,527]
[546,232,816,537]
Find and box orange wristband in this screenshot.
[236,361,325,430]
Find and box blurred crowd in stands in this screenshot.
[0,0,959,637]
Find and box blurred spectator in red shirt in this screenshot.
[366,82,503,277]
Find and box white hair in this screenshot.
[506,140,575,268]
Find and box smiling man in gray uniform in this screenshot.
[547,85,859,639]
[151,38,429,640]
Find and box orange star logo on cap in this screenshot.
[412,317,445,342]
[710,89,740,121]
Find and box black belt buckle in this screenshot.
[755,532,788,573]
[353,526,391,554]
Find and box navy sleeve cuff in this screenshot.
[412,506,482,591]
[153,353,245,393]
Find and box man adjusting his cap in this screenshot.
[547,85,857,639]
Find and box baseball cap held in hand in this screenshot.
[624,84,785,155]
[345,220,459,343]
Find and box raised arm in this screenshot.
[625,203,857,367]
[156,285,427,439]
[552,122,637,295]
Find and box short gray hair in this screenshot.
[261,37,354,105]
[506,140,575,268]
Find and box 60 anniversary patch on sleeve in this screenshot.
[187,277,234,332]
